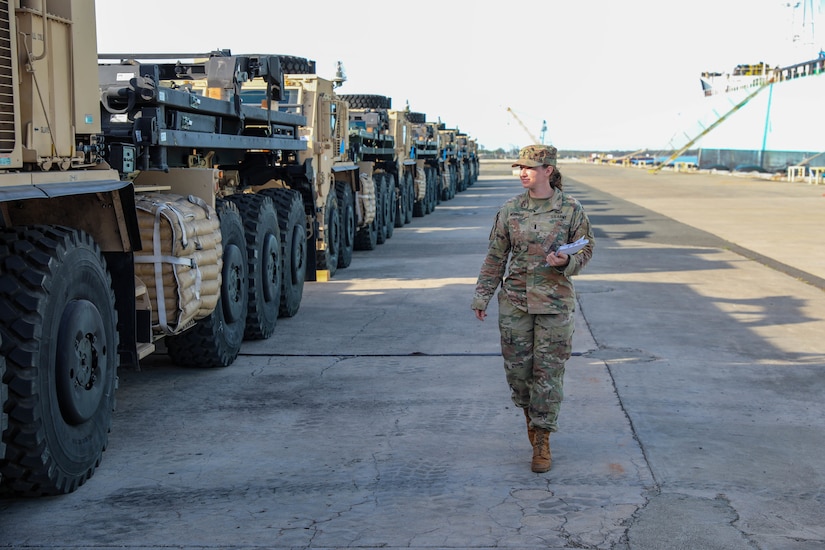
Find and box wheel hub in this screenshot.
[56,300,107,425]
[221,243,245,323]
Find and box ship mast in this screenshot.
[786,0,821,50]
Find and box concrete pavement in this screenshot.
[0,161,822,549]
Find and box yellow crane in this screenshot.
[507,107,543,145]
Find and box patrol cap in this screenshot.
[512,144,558,167]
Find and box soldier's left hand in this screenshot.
[545,251,569,267]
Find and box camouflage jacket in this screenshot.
[472,189,594,315]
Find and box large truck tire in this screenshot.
[225,193,282,340]
[413,167,431,218]
[0,332,5,491]
[413,199,426,218]
[0,226,118,496]
[394,172,407,229]
[339,94,392,109]
[408,111,426,124]
[261,188,306,318]
[442,165,457,201]
[276,55,315,75]
[375,174,388,245]
[316,191,340,277]
[403,172,414,225]
[427,166,439,213]
[167,200,249,367]
[451,165,458,199]
[335,182,355,268]
[383,173,396,239]
[457,163,467,193]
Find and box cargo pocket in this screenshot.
[542,314,574,343]
[500,326,515,346]
[537,313,574,362]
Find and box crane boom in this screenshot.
[650,77,774,173]
[507,107,542,145]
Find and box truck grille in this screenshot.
[0,0,14,153]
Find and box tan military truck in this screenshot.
[336,94,401,248]
[387,108,417,229]
[343,99,451,230]
[0,1,309,495]
[408,116,441,217]
[256,64,382,269]
[456,131,480,191]
[239,60,388,268]
[437,124,460,200]
[0,2,474,496]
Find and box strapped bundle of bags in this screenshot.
[134,194,223,335]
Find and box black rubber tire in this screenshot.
[317,191,340,277]
[394,172,407,229]
[224,193,282,340]
[259,188,306,318]
[455,165,463,194]
[276,55,315,75]
[413,199,425,218]
[404,172,414,225]
[339,94,392,109]
[427,166,438,213]
[167,200,249,367]
[354,174,379,251]
[335,182,355,268]
[0,226,118,496]
[442,164,456,201]
[384,173,396,239]
[375,174,388,245]
[407,111,426,124]
[450,165,458,199]
[0,332,5,492]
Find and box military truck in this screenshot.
[457,132,480,190]
[437,124,460,200]
[387,108,417,230]
[337,94,402,249]
[0,1,477,496]
[0,0,309,495]
[251,62,376,275]
[408,116,441,217]
[240,61,386,269]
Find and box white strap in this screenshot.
[135,199,205,333]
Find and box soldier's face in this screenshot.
[518,165,553,191]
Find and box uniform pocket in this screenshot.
[538,313,574,343]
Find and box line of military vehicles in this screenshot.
[0,0,480,496]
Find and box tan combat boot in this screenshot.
[531,428,552,473]
[523,408,536,445]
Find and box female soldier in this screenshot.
[472,144,594,473]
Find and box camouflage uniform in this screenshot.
[472,163,594,433]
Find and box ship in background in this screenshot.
[692,0,825,172]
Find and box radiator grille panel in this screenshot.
[0,1,15,154]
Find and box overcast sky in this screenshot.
[94,0,823,152]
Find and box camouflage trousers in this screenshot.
[497,291,574,433]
